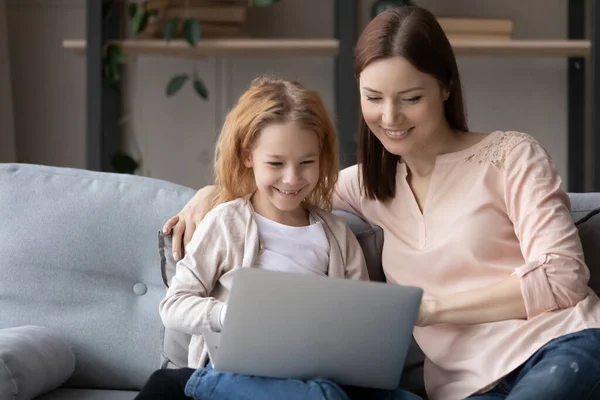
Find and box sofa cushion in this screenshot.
[575,208,600,296]
[0,164,197,390]
[0,325,75,400]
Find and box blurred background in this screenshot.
[0,0,595,190]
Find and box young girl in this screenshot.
[135,76,420,400]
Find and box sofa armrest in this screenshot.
[0,325,75,400]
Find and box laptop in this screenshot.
[203,268,423,390]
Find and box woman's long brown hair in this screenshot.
[355,6,468,201]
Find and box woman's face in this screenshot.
[359,56,449,158]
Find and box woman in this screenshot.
[164,6,600,400]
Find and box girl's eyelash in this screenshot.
[266,160,315,166]
[366,96,381,101]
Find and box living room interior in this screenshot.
[1,1,599,399]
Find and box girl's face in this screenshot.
[359,56,449,158]
[244,122,320,224]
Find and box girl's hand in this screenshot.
[416,299,438,327]
[162,185,216,260]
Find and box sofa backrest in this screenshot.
[568,193,600,295]
[0,164,196,390]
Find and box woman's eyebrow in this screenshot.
[361,86,424,94]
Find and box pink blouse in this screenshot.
[334,131,600,400]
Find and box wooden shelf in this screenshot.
[63,38,591,58]
[62,39,339,57]
[450,39,590,57]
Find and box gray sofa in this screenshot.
[1,163,599,400]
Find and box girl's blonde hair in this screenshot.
[211,76,339,211]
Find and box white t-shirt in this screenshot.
[253,212,330,276]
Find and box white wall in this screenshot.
[7,0,574,188]
[7,0,86,168]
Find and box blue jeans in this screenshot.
[466,328,600,400]
[184,362,422,400]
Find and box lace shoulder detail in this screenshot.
[465,131,537,169]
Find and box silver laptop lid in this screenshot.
[211,268,423,390]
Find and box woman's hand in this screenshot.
[162,185,216,260]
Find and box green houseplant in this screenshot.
[102,0,282,173]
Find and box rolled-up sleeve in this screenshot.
[505,140,590,319]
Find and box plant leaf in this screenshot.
[106,44,126,64]
[103,44,125,84]
[112,152,139,174]
[193,77,209,100]
[130,6,150,36]
[164,17,179,41]
[183,19,202,47]
[111,61,121,81]
[166,74,190,96]
[103,62,117,83]
[252,0,281,6]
